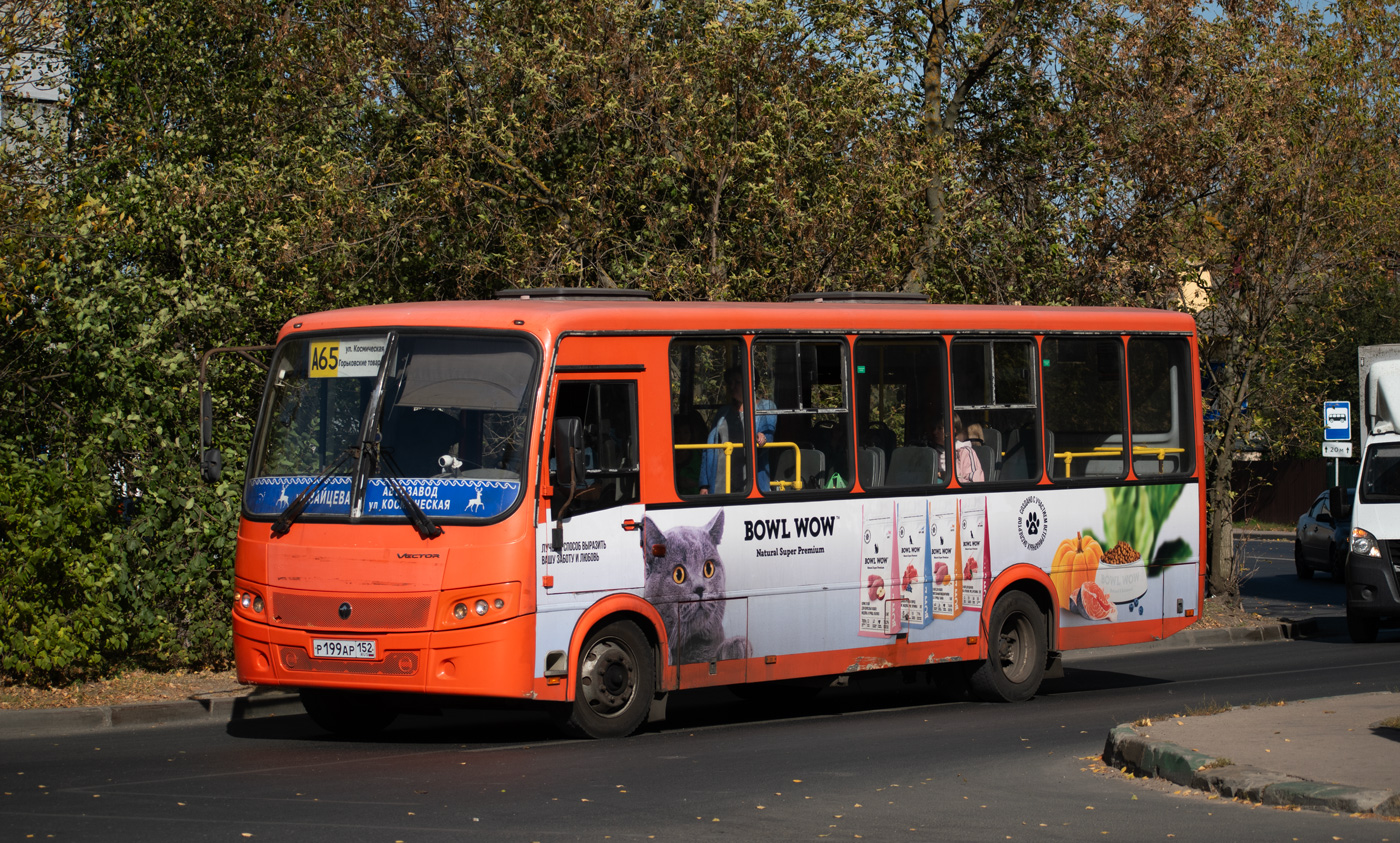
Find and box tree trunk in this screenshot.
[1206,455,1237,605]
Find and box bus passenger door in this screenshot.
[541,377,645,596]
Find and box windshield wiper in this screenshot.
[367,442,444,540]
[271,449,354,537]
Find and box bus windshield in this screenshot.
[247,332,538,521]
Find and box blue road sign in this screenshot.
[1324,401,1351,441]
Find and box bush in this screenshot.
[0,447,130,685]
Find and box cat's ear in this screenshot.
[642,517,666,569]
[705,509,724,546]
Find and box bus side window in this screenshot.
[854,339,949,490]
[753,338,852,493]
[1042,338,1127,481]
[951,339,1042,483]
[550,380,640,514]
[670,338,752,497]
[1128,337,1194,477]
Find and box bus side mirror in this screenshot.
[199,389,223,482]
[1329,485,1352,522]
[552,416,585,492]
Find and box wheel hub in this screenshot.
[579,638,637,717]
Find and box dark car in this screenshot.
[1295,487,1353,579]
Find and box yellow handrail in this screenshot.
[760,441,803,490]
[1055,445,1187,475]
[675,442,740,493]
[673,440,807,492]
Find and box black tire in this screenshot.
[968,591,1048,703]
[1294,541,1314,579]
[1347,608,1380,643]
[555,621,654,739]
[299,688,398,737]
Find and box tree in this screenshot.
[1059,0,1400,601]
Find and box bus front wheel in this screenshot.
[556,620,655,739]
[969,591,1047,703]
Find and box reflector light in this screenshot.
[453,602,468,620]
[474,600,489,616]
[493,598,504,609]
[240,593,251,609]
[252,597,264,613]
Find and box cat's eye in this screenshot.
[702,560,715,578]
[672,566,687,585]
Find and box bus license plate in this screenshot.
[312,638,377,660]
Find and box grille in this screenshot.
[270,592,432,631]
[278,646,420,676]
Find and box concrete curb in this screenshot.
[0,689,304,740]
[1103,722,1400,816]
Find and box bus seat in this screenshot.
[858,446,886,489]
[886,446,938,487]
[865,421,896,456]
[775,447,825,490]
[999,429,1029,481]
[971,443,994,481]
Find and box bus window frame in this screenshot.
[1039,333,1131,485]
[668,334,756,500]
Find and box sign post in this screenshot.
[1324,401,1351,486]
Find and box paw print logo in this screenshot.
[1017,495,1048,551]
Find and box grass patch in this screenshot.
[1378,716,1400,730]
[1200,757,1234,769]
[1234,517,1293,532]
[1182,699,1232,716]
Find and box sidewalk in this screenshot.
[1105,690,1400,816]
[0,686,304,739]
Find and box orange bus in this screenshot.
[223,289,1204,738]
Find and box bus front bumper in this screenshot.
[233,613,537,699]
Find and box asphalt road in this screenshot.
[5,631,1399,843]
[1236,533,1347,620]
[3,532,1387,843]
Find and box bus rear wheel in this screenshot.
[969,591,1047,703]
[299,688,398,737]
[556,621,654,739]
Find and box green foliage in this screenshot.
[0,0,1397,679]
[0,447,128,683]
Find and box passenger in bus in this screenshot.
[952,413,985,483]
[700,368,774,493]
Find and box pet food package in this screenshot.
[960,497,989,611]
[897,503,932,628]
[928,500,962,620]
[859,502,899,637]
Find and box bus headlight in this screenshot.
[435,583,522,630]
[1351,528,1382,558]
[235,586,266,617]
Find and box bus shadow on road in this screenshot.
[1040,667,1172,695]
